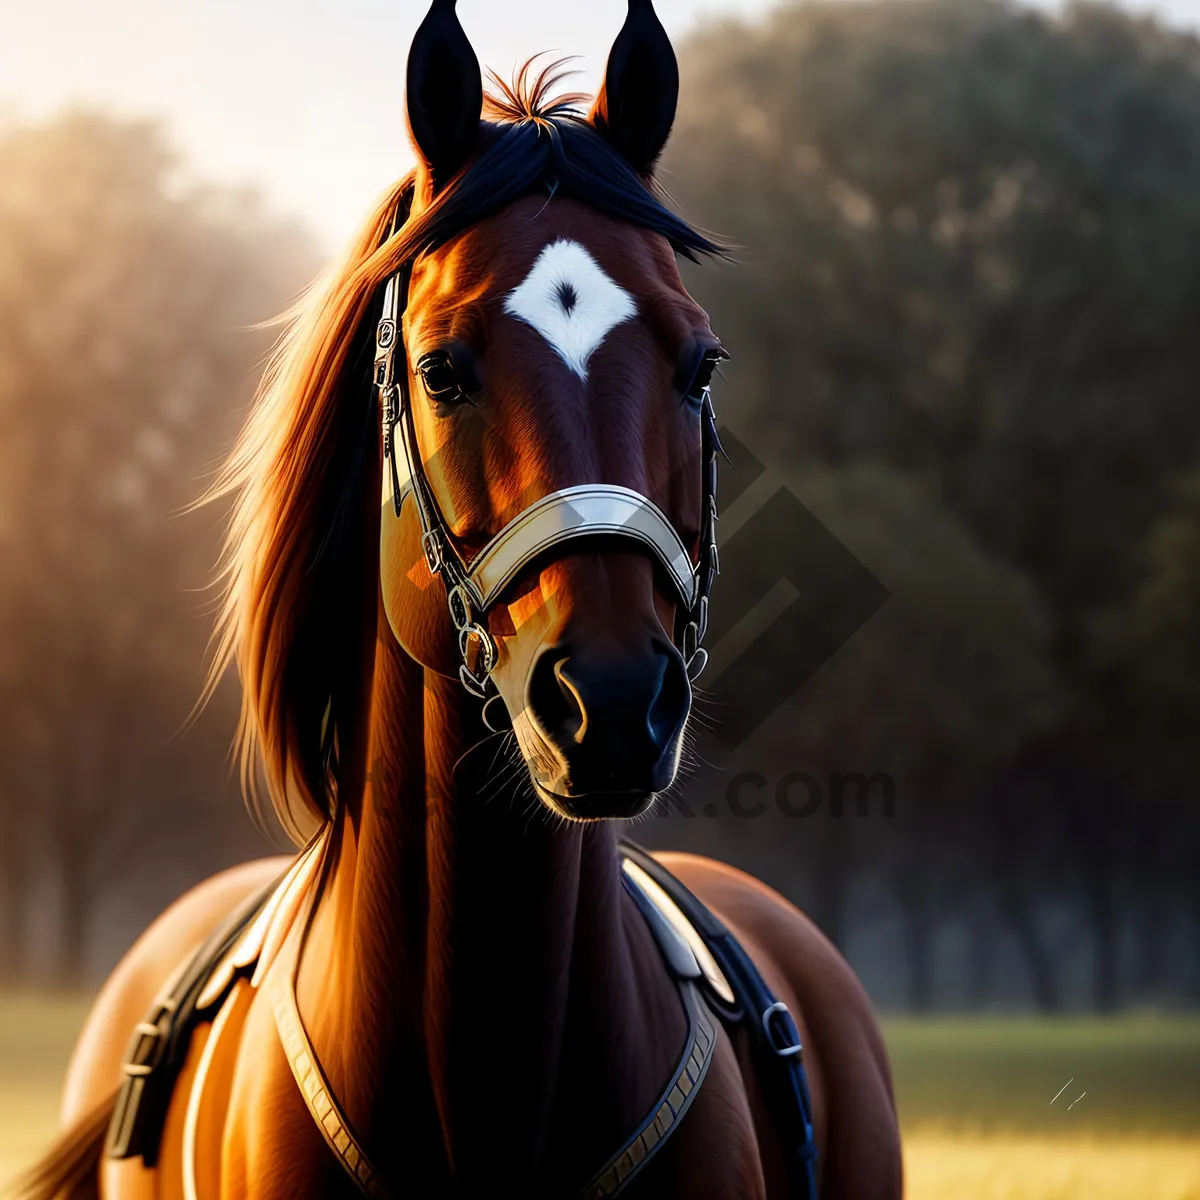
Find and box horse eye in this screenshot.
[684,347,728,409]
[417,351,466,404]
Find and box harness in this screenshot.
[619,842,820,1198]
[106,251,819,1193]
[107,840,818,1197]
[372,265,720,707]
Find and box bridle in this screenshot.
[372,259,721,719]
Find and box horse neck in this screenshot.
[298,628,681,1189]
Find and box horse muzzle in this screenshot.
[522,635,691,819]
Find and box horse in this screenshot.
[15,3,901,1196]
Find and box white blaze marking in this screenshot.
[503,238,636,381]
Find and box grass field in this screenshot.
[884,1018,1200,1199]
[1,995,1197,1197]
[0,994,91,1192]
[883,1017,1200,1134]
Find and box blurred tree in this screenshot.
[1099,473,1200,781]
[1094,472,1200,1004]
[665,0,1200,1009]
[656,465,1063,1009]
[1,0,1195,1010]
[778,466,1062,1010]
[0,111,319,982]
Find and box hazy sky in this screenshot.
[4,0,1196,245]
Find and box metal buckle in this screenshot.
[447,583,473,632]
[682,620,699,663]
[421,529,444,575]
[380,385,398,459]
[761,1000,804,1058]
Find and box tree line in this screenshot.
[650,0,1200,1011]
[0,0,1196,1008]
[0,111,318,984]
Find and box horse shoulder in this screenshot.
[653,851,903,1200]
[61,856,291,1125]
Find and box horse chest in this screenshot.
[217,1021,766,1200]
[101,842,819,1200]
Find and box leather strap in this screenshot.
[105,871,286,1165]
[579,980,715,1200]
[578,872,719,1199]
[182,981,248,1200]
[387,475,698,613]
[618,840,820,1199]
[268,918,392,1199]
[621,857,735,1007]
[451,484,697,613]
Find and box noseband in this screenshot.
[373,264,721,706]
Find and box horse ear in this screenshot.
[406,0,483,188]
[588,0,679,176]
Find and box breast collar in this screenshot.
[107,837,818,1200]
[265,839,721,1200]
[372,265,721,704]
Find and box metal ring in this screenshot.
[481,693,512,733]
[761,1000,804,1058]
[458,623,497,677]
[459,663,489,698]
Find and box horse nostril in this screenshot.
[527,650,584,743]
[647,649,689,750]
[525,642,690,789]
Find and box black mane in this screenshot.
[388,111,725,266]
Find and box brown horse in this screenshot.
[15,3,901,1197]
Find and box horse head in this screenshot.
[215,0,726,838]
